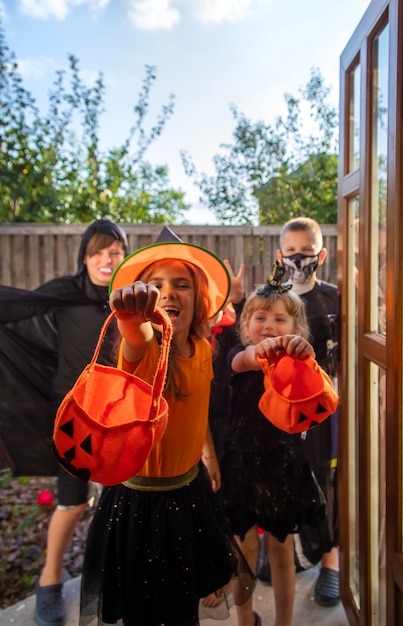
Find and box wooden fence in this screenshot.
[0,223,338,294]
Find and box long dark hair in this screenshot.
[140,259,211,399]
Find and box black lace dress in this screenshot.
[221,344,326,543]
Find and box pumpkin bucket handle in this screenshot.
[88,307,173,424]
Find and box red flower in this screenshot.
[37,489,54,507]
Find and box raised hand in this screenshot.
[223,259,245,304]
[110,281,161,325]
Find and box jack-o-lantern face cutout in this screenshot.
[53,371,169,486]
[257,354,338,434]
[52,417,92,483]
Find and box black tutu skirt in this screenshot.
[80,465,254,626]
[221,364,327,544]
[222,441,326,543]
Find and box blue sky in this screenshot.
[1,0,370,223]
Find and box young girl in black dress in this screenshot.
[221,264,327,626]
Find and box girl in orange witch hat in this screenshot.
[79,230,255,626]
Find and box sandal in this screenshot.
[200,591,226,608]
[253,611,262,626]
[34,579,65,626]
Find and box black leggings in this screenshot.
[57,464,88,506]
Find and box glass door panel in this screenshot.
[370,23,389,337]
[349,63,361,173]
[369,362,387,624]
[348,196,360,607]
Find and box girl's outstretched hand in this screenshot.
[110,281,162,325]
[255,334,315,360]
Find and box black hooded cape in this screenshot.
[0,220,128,476]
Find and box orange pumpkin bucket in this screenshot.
[53,308,172,486]
[257,354,338,434]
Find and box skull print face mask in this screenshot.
[281,253,320,284]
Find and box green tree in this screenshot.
[0,22,188,223]
[181,68,338,225]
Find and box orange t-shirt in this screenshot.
[118,334,213,479]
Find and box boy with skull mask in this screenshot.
[276,216,340,608]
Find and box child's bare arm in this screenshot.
[231,345,261,372]
[109,281,161,362]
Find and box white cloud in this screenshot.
[17,56,103,96]
[192,0,258,24]
[125,0,180,31]
[0,1,8,21]
[79,66,102,86]
[16,56,58,79]
[17,0,109,21]
[14,0,263,28]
